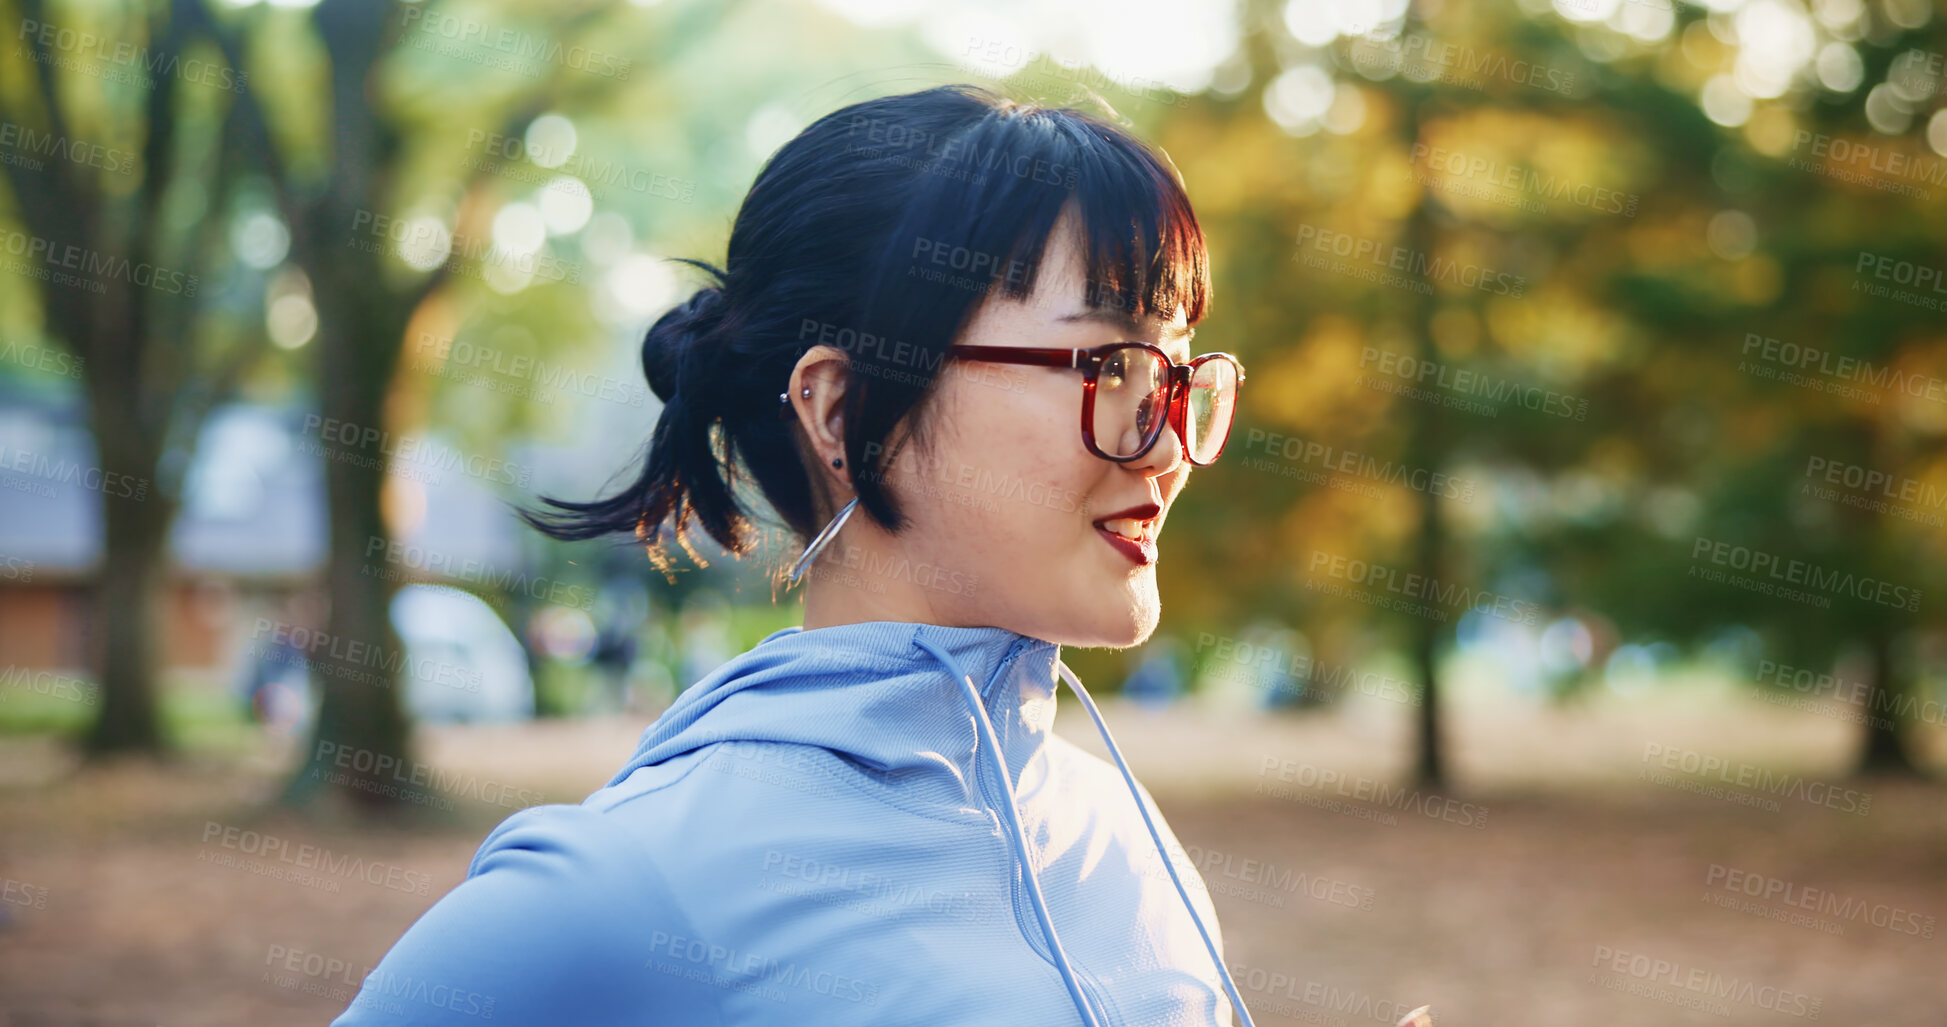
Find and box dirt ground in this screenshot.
[1,691,1943,1026]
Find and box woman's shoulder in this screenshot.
[331,801,725,1025]
[468,798,668,879]
[1040,731,1199,852]
[587,737,922,824]
[1042,729,1168,805]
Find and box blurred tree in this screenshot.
[1,0,273,756]
[245,0,940,810]
[214,0,653,812]
[1488,2,1946,777]
[1162,0,1943,784]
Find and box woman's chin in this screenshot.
[1062,601,1160,651]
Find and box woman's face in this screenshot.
[797,210,1197,649]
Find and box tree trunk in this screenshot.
[12,0,191,759]
[273,0,424,816]
[1408,475,1445,787]
[1856,627,1918,777]
[81,436,173,756]
[281,286,417,813]
[1400,95,1447,789]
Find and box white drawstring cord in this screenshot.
[1056,660,1258,1027]
[914,635,1105,1027]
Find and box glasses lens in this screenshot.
[1186,357,1239,464]
[1092,345,1169,458]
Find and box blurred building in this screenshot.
[0,392,527,691]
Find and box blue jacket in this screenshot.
[331,620,1252,1025]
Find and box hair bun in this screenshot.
[641,285,727,404]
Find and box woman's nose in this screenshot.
[1127,411,1186,475]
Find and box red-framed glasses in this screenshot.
[944,342,1246,466]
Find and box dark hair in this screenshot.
[520,84,1210,577]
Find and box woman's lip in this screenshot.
[1095,524,1157,566]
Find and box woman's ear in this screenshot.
[787,345,852,488]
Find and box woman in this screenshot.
[332,83,1254,1026]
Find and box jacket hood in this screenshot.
[604,619,1061,806]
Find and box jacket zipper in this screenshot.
[972,643,1115,1024]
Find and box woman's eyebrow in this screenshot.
[1056,309,1196,346]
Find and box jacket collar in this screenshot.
[604,620,1063,809]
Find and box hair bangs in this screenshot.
[860,91,1211,351]
[1039,114,1210,328]
[940,103,1214,328]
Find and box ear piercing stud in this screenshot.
[779,387,844,470]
